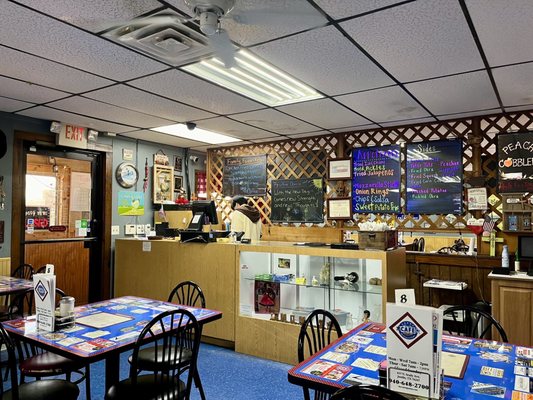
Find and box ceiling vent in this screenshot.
[103,10,213,66]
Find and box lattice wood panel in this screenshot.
[208,109,533,231]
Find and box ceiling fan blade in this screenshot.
[207,29,236,68]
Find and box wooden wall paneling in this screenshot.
[0,258,10,276]
[24,241,89,304]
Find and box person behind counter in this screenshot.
[230,196,262,242]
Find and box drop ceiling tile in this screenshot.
[466,0,533,67]
[229,109,319,134]
[315,0,407,20]
[0,46,113,93]
[190,142,254,152]
[405,71,499,115]
[341,0,483,82]
[84,84,215,122]
[436,108,501,121]
[211,0,328,47]
[17,0,162,33]
[252,25,394,96]
[46,97,175,128]
[277,98,371,129]
[129,69,264,114]
[0,97,34,113]
[0,76,69,104]
[336,86,431,123]
[331,124,379,133]
[0,2,167,81]
[193,117,276,140]
[283,131,331,139]
[17,106,134,133]
[505,104,533,113]
[380,116,437,128]
[493,63,533,107]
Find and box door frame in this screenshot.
[11,130,112,300]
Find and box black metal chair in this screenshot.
[0,322,79,400]
[298,309,343,400]
[168,281,206,308]
[106,309,201,400]
[0,265,35,321]
[443,304,508,342]
[331,384,409,400]
[129,281,207,399]
[11,265,34,280]
[12,288,92,400]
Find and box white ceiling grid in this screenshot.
[0,0,531,150]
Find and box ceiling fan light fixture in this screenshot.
[150,123,241,145]
[181,49,323,107]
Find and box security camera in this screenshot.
[190,155,199,163]
[186,122,196,131]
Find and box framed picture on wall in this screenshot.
[174,156,183,172]
[327,198,352,219]
[327,158,352,180]
[153,165,174,204]
[174,175,183,192]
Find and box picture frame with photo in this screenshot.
[174,155,183,172]
[327,198,352,219]
[174,175,183,192]
[327,158,352,180]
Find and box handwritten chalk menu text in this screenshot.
[498,131,533,192]
[406,140,463,214]
[223,155,267,196]
[271,178,324,223]
[352,145,401,213]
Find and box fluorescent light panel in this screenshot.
[181,49,323,107]
[151,124,242,145]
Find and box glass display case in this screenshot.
[239,251,384,331]
[235,243,406,364]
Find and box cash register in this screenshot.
[179,200,228,243]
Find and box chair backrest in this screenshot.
[0,322,22,399]
[129,309,201,399]
[10,287,66,319]
[443,304,508,342]
[35,265,47,274]
[298,309,342,363]
[12,264,34,280]
[168,281,206,308]
[331,385,409,400]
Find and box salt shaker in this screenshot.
[59,296,75,317]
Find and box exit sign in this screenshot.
[57,124,87,149]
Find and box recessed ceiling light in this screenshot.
[151,123,242,144]
[181,49,323,107]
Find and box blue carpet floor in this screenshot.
[75,344,302,400]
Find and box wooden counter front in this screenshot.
[114,239,236,343]
[490,273,533,347]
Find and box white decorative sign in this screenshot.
[33,272,56,332]
[467,187,488,210]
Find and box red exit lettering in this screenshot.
[65,125,84,141]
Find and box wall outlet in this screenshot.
[136,224,145,235]
[111,225,120,235]
[145,224,151,233]
[125,224,136,235]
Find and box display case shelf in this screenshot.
[246,277,383,295]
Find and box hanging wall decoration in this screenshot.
[153,165,174,204]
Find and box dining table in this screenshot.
[0,276,34,295]
[288,322,533,399]
[3,295,222,390]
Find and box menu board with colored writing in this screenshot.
[352,145,401,214]
[406,140,463,214]
[498,131,533,192]
[271,178,324,223]
[223,155,267,196]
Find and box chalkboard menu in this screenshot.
[223,155,267,196]
[498,131,533,192]
[406,140,463,214]
[352,145,401,213]
[271,178,324,223]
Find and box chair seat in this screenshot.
[105,373,186,400]
[1,378,79,400]
[19,352,82,376]
[129,346,192,371]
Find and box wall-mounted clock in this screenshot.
[116,162,139,188]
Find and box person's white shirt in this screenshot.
[231,207,262,242]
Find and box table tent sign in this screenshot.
[33,264,56,332]
[386,302,443,399]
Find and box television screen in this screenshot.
[519,236,533,259]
